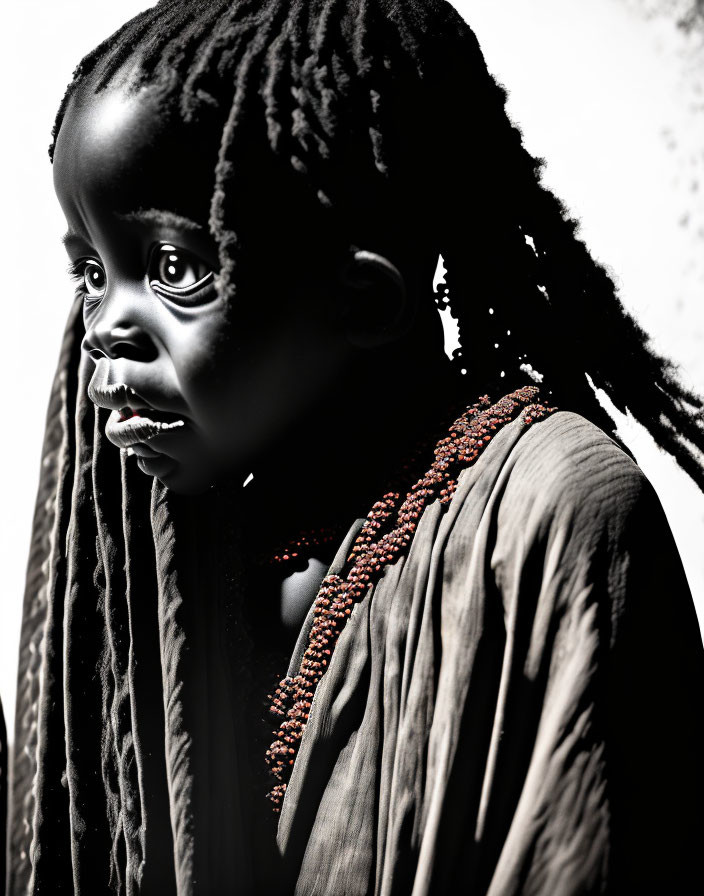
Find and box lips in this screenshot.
[89,358,186,450]
[105,409,186,449]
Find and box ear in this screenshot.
[336,248,415,349]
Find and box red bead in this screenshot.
[264,385,554,810]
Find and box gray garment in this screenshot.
[277,410,704,895]
[8,322,704,896]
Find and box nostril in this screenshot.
[83,323,159,363]
[111,339,159,362]
[87,347,106,361]
[106,325,158,361]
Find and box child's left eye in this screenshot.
[149,244,213,294]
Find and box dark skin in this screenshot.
[53,81,460,644]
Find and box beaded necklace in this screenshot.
[264,386,555,811]
[252,526,349,568]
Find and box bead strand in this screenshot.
[265,386,555,811]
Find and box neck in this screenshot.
[239,358,468,553]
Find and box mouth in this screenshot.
[105,407,186,449]
[89,358,187,450]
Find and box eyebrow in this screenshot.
[115,208,205,232]
[61,229,87,249]
[60,209,207,251]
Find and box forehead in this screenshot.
[53,82,220,228]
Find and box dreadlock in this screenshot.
[11,3,700,890]
[49,0,704,490]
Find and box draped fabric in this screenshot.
[6,298,704,894]
[277,411,704,895]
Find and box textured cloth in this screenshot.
[6,302,704,895]
[277,410,704,895]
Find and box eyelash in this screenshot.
[67,259,103,308]
[67,246,216,306]
[147,244,214,301]
[67,259,84,285]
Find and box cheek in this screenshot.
[169,302,233,393]
[176,311,350,454]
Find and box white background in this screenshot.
[1,0,702,733]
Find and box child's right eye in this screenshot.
[68,258,107,301]
[84,261,107,297]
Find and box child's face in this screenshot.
[53,84,354,494]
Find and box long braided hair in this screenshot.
[48,0,704,489]
[10,1,703,893]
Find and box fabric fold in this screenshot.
[9,345,704,896]
[277,411,704,896]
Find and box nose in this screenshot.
[81,290,159,362]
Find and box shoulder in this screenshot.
[483,409,677,613]
[440,405,679,603]
[468,410,698,668]
[495,409,652,543]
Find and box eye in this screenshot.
[84,261,107,297]
[149,244,213,294]
[68,258,107,301]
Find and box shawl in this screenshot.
[277,407,704,895]
[6,299,704,894]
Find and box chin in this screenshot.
[137,456,214,495]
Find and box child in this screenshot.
[9,1,704,893]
